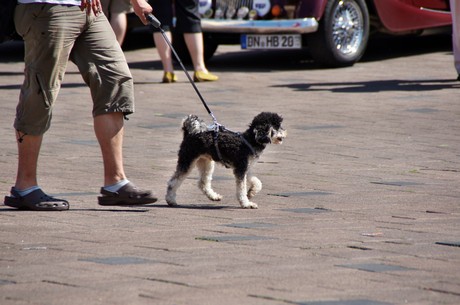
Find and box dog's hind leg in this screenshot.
[196,158,222,201]
[165,172,185,206]
[247,176,262,199]
[166,158,195,206]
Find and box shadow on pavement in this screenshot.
[271,78,460,93]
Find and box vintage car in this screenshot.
[192,0,452,67]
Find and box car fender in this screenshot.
[372,0,451,32]
[296,0,328,19]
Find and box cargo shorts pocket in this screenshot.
[34,72,52,109]
[14,4,47,38]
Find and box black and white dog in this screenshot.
[166,112,287,209]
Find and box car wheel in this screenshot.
[203,34,219,62]
[307,0,369,67]
[172,32,218,64]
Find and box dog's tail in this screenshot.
[182,115,207,136]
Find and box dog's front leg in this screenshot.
[235,174,258,209]
[247,176,262,199]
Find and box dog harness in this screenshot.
[211,125,258,168]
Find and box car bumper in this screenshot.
[201,18,319,34]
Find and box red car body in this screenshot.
[196,0,452,67]
[301,0,451,31]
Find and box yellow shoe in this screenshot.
[193,71,219,82]
[162,72,177,83]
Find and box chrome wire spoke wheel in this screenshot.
[331,1,364,56]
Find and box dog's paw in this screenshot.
[209,193,223,201]
[165,195,178,206]
[204,189,222,201]
[241,201,258,209]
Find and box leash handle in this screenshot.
[146,13,161,28]
[145,14,218,125]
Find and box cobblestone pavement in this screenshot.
[1,33,459,305]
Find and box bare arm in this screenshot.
[130,0,153,25]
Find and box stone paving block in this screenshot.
[296,300,392,305]
[1,37,460,305]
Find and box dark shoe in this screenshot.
[4,187,69,211]
[457,74,460,81]
[98,182,157,206]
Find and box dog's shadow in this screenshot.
[152,203,237,210]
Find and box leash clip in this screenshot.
[207,112,224,132]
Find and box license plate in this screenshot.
[241,34,301,49]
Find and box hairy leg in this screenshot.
[14,132,42,190]
[93,112,127,186]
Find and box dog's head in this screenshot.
[249,112,287,145]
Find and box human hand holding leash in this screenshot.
[130,0,153,25]
[146,14,161,28]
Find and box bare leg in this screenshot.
[7,130,69,210]
[109,12,128,45]
[93,112,127,186]
[153,31,174,73]
[184,33,218,81]
[14,132,42,190]
[183,32,207,72]
[94,113,157,206]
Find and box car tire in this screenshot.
[172,32,218,64]
[203,34,219,61]
[307,0,370,67]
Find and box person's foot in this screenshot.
[194,71,218,82]
[162,72,177,83]
[98,182,158,206]
[4,187,69,211]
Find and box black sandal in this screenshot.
[98,182,157,206]
[4,187,70,211]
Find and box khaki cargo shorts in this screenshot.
[14,4,134,136]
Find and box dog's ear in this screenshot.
[250,112,283,130]
[254,125,272,144]
[270,113,283,130]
